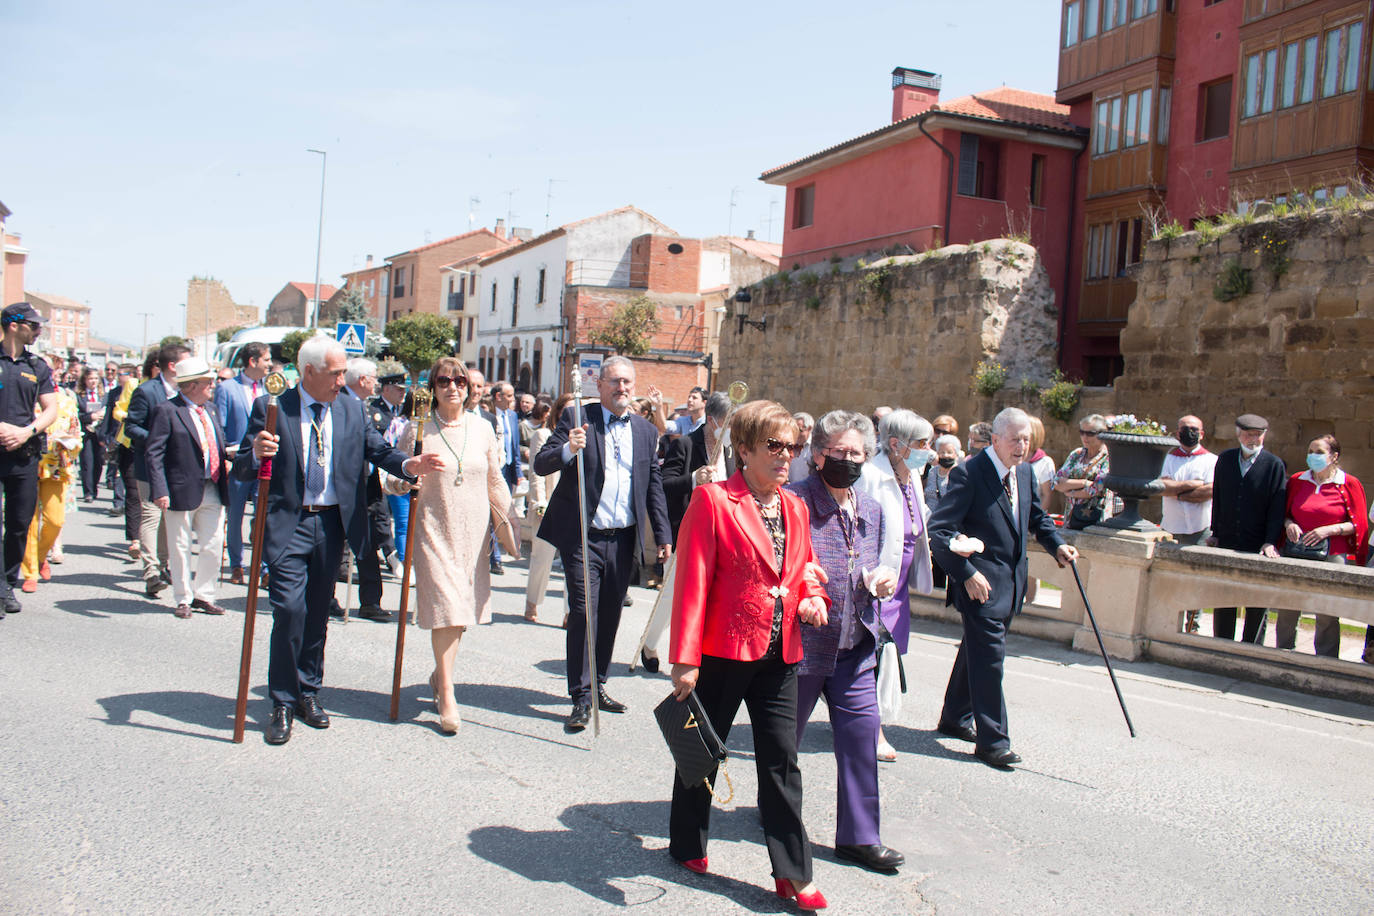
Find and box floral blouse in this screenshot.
[1055,446,1110,511]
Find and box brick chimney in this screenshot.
[891,67,941,122]
[494,218,506,239]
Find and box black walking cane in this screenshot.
[1069,559,1137,738]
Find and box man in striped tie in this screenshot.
[145,356,230,619]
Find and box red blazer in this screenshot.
[670,471,830,666]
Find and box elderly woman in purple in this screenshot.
[857,409,935,762]
[787,409,904,875]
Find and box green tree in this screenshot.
[588,295,662,356]
[333,288,383,357]
[156,334,191,351]
[384,313,456,378]
[279,329,314,366]
[217,325,245,344]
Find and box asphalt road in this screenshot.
[2,501,1372,914]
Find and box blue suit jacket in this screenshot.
[213,371,260,452]
[532,403,670,559]
[144,395,230,511]
[124,378,170,481]
[928,450,1064,619]
[230,387,412,566]
[493,407,524,482]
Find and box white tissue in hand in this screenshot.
[950,534,985,555]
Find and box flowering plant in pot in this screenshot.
[1096,414,1178,531]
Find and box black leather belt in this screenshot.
[303,504,339,513]
[590,525,633,538]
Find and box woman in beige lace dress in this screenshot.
[387,357,510,734]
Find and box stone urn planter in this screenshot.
[1096,431,1180,532]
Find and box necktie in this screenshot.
[252,380,260,400]
[306,403,325,499]
[1002,472,1013,502]
[196,407,220,482]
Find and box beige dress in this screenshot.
[389,413,509,630]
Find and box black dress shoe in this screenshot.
[2,593,21,615]
[490,561,504,575]
[357,604,390,621]
[597,689,627,713]
[936,721,978,743]
[265,706,293,745]
[294,695,330,729]
[974,747,1022,769]
[328,600,344,619]
[835,843,905,872]
[640,650,660,674]
[146,579,168,598]
[565,700,592,732]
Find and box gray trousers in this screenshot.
[134,479,168,583]
[1276,554,1344,657]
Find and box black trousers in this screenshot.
[267,508,345,707]
[940,610,1014,752]
[118,446,140,541]
[0,453,39,593]
[80,433,105,500]
[1213,607,1267,644]
[559,526,635,701]
[668,653,811,883]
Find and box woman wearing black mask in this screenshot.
[925,434,962,591]
[786,411,906,875]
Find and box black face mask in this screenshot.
[1177,428,1200,449]
[819,456,864,490]
[938,456,958,469]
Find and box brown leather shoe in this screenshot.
[230,567,244,585]
[191,598,226,616]
[173,604,192,619]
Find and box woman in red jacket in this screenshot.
[1281,434,1368,657]
[668,399,831,911]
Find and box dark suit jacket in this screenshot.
[1210,448,1286,552]
[97,386,123,443]
[145,395,230,511]
[230,387,413,567]
[661,426,706,541]
[929,450,1064,619]
[124,378,171,481]
[533,403,671,561]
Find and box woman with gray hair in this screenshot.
[788,410,905,873]
[1055,413,1112,529]
[857,409,935,762]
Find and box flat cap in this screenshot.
[1235,413,1268,431]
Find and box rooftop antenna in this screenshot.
[763,199,780,243]
[505,189,518,232]
[728,186,741,238]
[544,178,565,232]
[468,196,481,230]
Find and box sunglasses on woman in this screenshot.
[432,375,468,389]
[764,437,805,458]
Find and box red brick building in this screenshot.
[383,228,512,324]
[761,67,1086,368]
[264,282,338,327]
[1056,0,1372,382]
[337,255,389,326]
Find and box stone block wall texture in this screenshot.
[1116,203,1374,477]
[186,277,257,339]
[716,240,1091,458]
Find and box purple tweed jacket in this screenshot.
[787,473,885,678]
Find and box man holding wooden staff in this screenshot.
[234,337,447,746]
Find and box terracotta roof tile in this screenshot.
[288,282,338,300]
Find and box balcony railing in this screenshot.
[447,292,465,311]
[567,258,650,288]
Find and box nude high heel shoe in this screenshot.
[429,671,460,735]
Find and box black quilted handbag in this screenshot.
[653,690,733,803]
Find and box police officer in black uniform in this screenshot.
[372,369,407,572]
[0,303,58,618]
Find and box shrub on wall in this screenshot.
[1212,260,1252,302]
[1039,370,1082,422]
[971,359,1008,396]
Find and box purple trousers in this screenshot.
[796,643,882,846]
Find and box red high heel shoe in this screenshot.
[678,857,708,874]
[775,878,827,910]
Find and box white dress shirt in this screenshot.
[985,448,1019,530]
[299,389,337,506]
[592,406,634,530]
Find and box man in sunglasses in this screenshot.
[533,355,672,732]
[0,303,59,618]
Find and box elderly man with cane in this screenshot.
[235,336,447,746]
[930,407,1077,769]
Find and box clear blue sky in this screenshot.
[1,1,1060,346]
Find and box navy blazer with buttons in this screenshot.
[144,394,230,511]
[928,449,1065,619]
[532,403,671,560]
[230,386,412,567]
[124,378,171,481]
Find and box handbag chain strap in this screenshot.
[704,760,735,805]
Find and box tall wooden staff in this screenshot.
[233,371,287,744]
[631,381,749,672]
[389,386,433,721]
[570,366,599,737]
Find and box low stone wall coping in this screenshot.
[1154,543,1374,588]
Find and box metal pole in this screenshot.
[307,149,327,329]
[203,275,210,355]
[569,366,598,737]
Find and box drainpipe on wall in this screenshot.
[1059,143,1087,375]
[917,113,955,249]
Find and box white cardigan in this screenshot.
[857,452,934,596]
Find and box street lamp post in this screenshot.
[307,148,327,329]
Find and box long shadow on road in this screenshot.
[96,688,246,743]
[468,799,782,911]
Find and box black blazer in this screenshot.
[929,450,1064,619]
[124,378,170,481]
[532,403,671,559]
[231,387,413,567]
[144,395,230,511]
[661,426,706,541]
[1210,448,1286,552]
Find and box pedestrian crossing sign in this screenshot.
[336,322,366,354]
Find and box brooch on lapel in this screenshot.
[768,585,789,599]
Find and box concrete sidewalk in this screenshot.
[1,501,1371,914]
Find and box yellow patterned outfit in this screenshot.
[22,388,81,583]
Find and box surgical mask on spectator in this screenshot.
[903,447,933,472]
[1306,452,1329,473]
[819,455,864,490]
[1240,443,1262,458]
[1177,428,1200,449]
[938,456,958,469]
